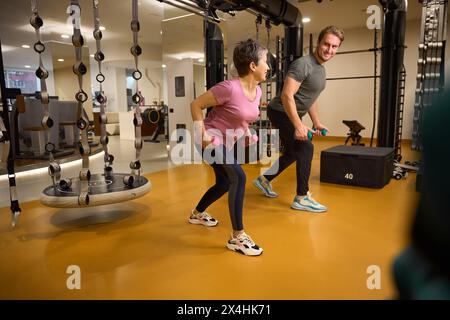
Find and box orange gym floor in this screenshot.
[0,139,420,299]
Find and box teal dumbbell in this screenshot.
[308,128,328,140]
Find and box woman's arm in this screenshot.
[191,90,219,147]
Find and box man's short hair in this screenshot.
[318,26,345,45]
[233,39,267,77]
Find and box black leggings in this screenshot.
[195,145,246,231]
[263,108,313,196]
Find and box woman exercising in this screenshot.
[189,39,269,256]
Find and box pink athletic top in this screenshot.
[204,78,261,147]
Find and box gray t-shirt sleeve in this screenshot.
[286,58,311,83]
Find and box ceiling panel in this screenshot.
[0,0,423,70]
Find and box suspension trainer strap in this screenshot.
[265,19,272,100]
[0,118,9,165]
[69,0,91,205]
[265,19,272,157]
[92,0,114,174]
[0,42,21,217]
[30,0,62,189]
[203,0,209,81]
[126,0,144,185]
[255,14,262,42]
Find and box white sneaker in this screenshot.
[291,192,327,213]
[188,210,218,227]
[253,175,278,198]
[226,232,263,256]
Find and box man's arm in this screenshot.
[281,76,313,140]
[308,101,330,136]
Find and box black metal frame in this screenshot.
[377,0,407,148]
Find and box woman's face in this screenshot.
[252,51,269,82]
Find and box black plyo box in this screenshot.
[320,145,394,188]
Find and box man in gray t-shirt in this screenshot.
[269,54,326,117]
[253,26,344,213]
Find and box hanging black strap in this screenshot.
[265,19,273,158]
[0,40,21,224]
[255,14,262,42]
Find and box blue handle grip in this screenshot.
[308,128,328,140]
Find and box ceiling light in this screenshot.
[302,17,311,23]
[162,64,167,68]
[24,65,31,68]
[57,58,65,62]
[162,13,195,22]
[198,58,204,63]
[21,45,30,49]
[90,54,95,57]
[61,34,70,39]
[99,26,106,31]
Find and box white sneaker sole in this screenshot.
[188,218,218,227]
[290,203,327,213]
[252,180,278,198]
[226,242,263,256]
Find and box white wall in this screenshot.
[139,65,164,105]
[193,64,206,99]
[115,67,127,112]
[167,60,195,160]
[100,64,127,113]
[41,48,56,96]
[163,66,168,105]
[53,64,93,120]
[303,20,421,140]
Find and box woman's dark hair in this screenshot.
[233,39,267,77]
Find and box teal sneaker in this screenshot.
[291,192,327,213]
[253,176,278,198]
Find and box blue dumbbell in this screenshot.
[308,128,328,140]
